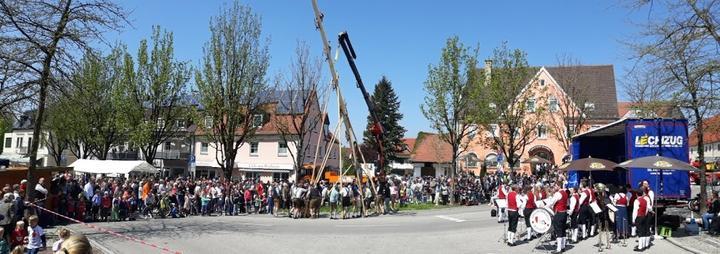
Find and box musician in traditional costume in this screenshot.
[640,181,655,235]
[568,187,581,243]
[545,182,569,254]
[522,185,537,241]
[632,189,652,251]
[495,181,508,223]
[611,186,629,239]
[578,180,596,239]
[506,185,521,246]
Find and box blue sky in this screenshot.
[106,0,654,143]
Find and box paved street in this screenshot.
[66,205,687,254]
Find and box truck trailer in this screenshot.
[568,118,691,209]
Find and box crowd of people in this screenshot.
[492,169,660,253]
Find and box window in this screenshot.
[548,97,559,112]
[539,79,545,86]
[526,98,536,112]
[512,127,520,140]
[165,141,172,150]
[27,137,32,148]
[278,142,288,156]
[537,124,547,139]
[584,102,595,111]
[16,137,22,148]
[157,118,165,129]
[485,154,499,168]
[252,114,263,128]
[200,142,209,154]
[273,172,289,182]
[466,154,479,168]
[175,120,185,129]
[4,138,10,148]
[487,124,499,137]
[468,125,477,140]
[250,142,259,156]
[568,125,577,138]
[245,172,260,180]
[204,116,213,128]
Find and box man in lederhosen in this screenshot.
[633,188,652,251]
[545,182,569,253]
[506,185,521,246]
[522,185,537,241]
[568,187,581,243]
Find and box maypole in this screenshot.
[310,0,377,217]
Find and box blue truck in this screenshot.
[567,118,691,209]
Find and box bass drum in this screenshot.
[529,208,554,234]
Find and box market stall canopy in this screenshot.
[69,159,159,175]
[618,155,698,171]
[558,157,617,171]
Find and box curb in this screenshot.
[665,237,706,254]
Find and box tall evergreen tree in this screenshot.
[363,76,406,168]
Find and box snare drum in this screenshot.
[529,207,554,234]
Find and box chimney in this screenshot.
[484,59,492,86]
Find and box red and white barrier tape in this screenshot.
[26,202,183,254]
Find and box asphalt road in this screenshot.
[67,205,688,254]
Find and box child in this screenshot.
[0,228,9,254]
[91,192,101,221]
[9,221,25,250]
[51,227,70,253]
[200,194,210,216]
[101,192,111,221]
[77,194,87,221]
[26,215,44,254]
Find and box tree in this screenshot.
[362,76,407,169]
[195,2,269,179]
[273,42,326,182]
[124,26,191,164]
[471,43,543,173]
[546,55,592,154]
[0,0,128,201]
[421,36,478,202]
[629,0,720,213]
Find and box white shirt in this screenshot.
[84,182,94,199]
[579,190,588,206]
[632,196,652,224]
[27,225,44,249]
[545,191,563,210]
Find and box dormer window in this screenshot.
[584,102,596,111]
[252,114,263,128]
[204,116,213,128]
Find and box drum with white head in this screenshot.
[529,207,554,234]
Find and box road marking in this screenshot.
[435,215,466,222]
[334,224,399,227]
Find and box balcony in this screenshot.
[107,151,139,160]
[155,150,191,160]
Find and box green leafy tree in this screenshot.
[123,26,192,164]
[472,43,543,172]
[195,2,269,179]
[421,36,478,204]
[362,76,407,169]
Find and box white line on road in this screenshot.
[435,215,466,223]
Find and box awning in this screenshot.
[69,159,159,175]
[0,153,47,163]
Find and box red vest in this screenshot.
[526,192,536,209]
[508,191,518,210]
[637,197,648,217]
[553,190,568,213]
[498,185,506,199]
[582,189,593,205]
[541,191,547,199]
[572,193,580,212]
[616,193,627,206]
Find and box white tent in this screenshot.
[69,159,159,176]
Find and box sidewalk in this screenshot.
[664,224,720,254]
